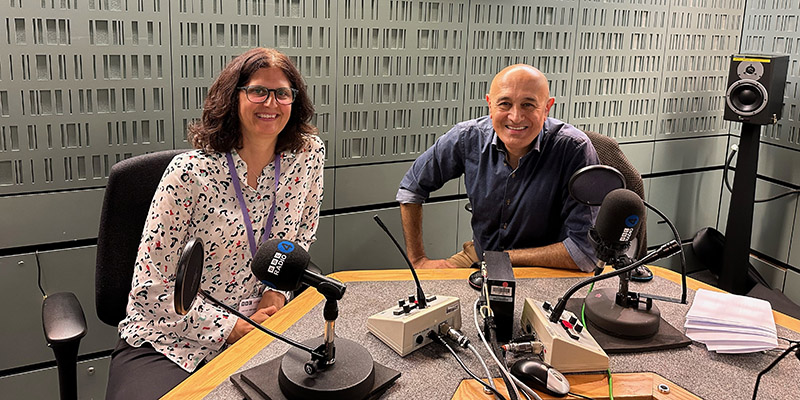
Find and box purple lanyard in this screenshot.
[226,152,280,258]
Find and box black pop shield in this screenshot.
[568,165,626,206]
[174,238,204,315]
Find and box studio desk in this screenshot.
[163,267,800,400]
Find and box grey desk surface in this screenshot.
[205,275,800,400]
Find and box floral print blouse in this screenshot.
[118,134,324,372]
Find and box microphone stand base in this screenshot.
[584,288,660,339]
[279,337,376,400]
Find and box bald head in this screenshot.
[489,64,550,100]
[485,64,555,161]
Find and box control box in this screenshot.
[520,298,608,373]
[484,251,515,342]
[367,295,461,356]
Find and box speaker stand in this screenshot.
[719,123,760,295]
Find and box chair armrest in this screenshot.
[42,292,87,345]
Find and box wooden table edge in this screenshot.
[454,371,699,400]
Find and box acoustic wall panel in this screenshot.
[751,255,788,293]
[1,2,173,195]
[793,194,800,268]
[650,135,729,173]
[335,0,467,165]
[569,1,666,142]
[308,215,333,274]
[0,357,110,400]
[741,1,800,151]
[334,161,460,209]
[0,189,103,249]
[456,198,472,251]
[322,167,334,211]
[784,268,800,305]
[757,141,800,187]
[464,1,576,122]
[645,170,724,246]
[718,179,798,264]
[658,0,743,140]
[333,201,460,271]
[619,141,655,175]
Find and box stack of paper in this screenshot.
[684,289,778,353]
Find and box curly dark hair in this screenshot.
[188,47,316,153]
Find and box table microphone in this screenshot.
[174,238,324,359]
[589,188,645,266]
[175,238,381,400]
[252,239,346,301]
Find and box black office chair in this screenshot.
[42,149,186,400]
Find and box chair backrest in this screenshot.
[582,131,648,260]
[95,149,186,326]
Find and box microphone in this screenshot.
[175,238,386,400]
[174,238,324,359]
[589,188,645,265]
[252,239,346,301]
[547,240,681,324]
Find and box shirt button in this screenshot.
[503,223,508,229]
[506,199,511,205]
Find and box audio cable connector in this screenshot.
[501,341,545,355]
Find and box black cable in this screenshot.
[430,332,507,400]
[643,200,687,305]
[778,336,800,344]
[35,250,47,297]
[568,391,597,400]
[724,147,800,203]
[752,343,800,400]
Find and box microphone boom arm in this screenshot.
[548,240,681,323]
[373,215,428,309]
[198,289,325,359]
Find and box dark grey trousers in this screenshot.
[105,338,204,400]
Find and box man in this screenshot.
[396,64,599,272]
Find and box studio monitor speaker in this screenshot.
[724,54,789,125]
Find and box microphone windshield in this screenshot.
[595,188,645,246]
[252,239,309,291]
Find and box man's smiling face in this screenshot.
[486,65,555,160]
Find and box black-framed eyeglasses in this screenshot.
[237,85,298,105]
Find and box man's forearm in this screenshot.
[506,242,581,270]
[399,203,426,263]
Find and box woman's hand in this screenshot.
[226,305,278,344]
[258,290,287,311]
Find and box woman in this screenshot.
[107,48,324,399]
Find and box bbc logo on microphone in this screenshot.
[268,252,287,275]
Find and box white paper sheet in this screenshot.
[683,289,778,354]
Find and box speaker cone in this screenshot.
[726,79,768,117]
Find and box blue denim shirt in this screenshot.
[397,116,600,272]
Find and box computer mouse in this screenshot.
[510,359,570,397]
[468,270,483,291]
